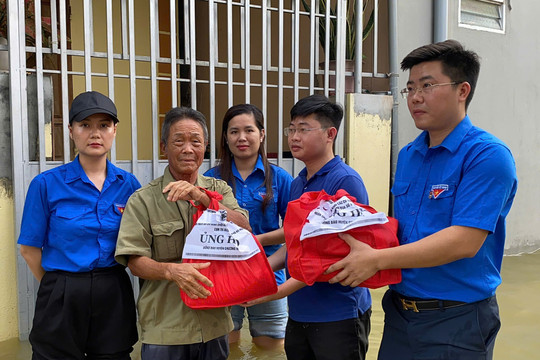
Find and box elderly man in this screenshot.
[115,107,250,360]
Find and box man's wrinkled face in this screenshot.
[161,119,207,181]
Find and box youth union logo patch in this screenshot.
[429,184,448,199]
[115,203,126,214]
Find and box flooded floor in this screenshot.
[1,251,539,359]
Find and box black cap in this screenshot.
[69,91,119,125]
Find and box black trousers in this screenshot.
[140,335,229,360]
[284,309,371,360]
[30,266,138,360]
[378,289,500,360]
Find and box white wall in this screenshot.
[395,1,539,254]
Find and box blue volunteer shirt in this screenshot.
[288,155,371,322]
[390,116,518,302]
[205,156,293,285]
[18,156,141,272]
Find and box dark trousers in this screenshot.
[284,309,371,360]
[140,335,229,360]
[378,289,500,360]
[30,266,138,360]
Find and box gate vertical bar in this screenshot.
[150,0,159,178]
[34,0,46,172]
[50,0,59,54]
[244,0,250,103]
[323,0,330,97]
[183,0,190,65]
[60,0,70,163]
[106,0,117,163]
[189,0,197,108]
[128,0,138,177]
[372,0,379,76]
[292,0,303,175]
[9,0,31,339]
[261,0,268,130]
[293,0,299,103]
[277,0,284,167]
[389,0,399,210]
[354,0,363,93]
[83,0,93,90]
[121,0,129,58]
[227,0,233,107]
[334,0,346,157]
[209,0,216,164]
[240,0,245,72]
[16,0,29,237]
[170,0,178,108]
[309,0,315,93]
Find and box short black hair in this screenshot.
[161,107,208,145]
[401,39,480,110]
[290,94,343,131]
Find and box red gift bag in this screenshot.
[284,189,401,288]
[180,188,277,309]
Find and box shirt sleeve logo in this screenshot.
[115,203,126,214]
[429,184,449,199]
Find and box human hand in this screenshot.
[325,233,379,287]
[240,293,277,307]
[163,181,208,204]
[241,277,305,306]
[166,262,213,299]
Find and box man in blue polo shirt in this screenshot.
[258,94,371,360]
[327,40,517,360]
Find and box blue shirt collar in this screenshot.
[298,155,341,179]
[232,155,265,180]
[65,155,124,186]
[411,115,472,154]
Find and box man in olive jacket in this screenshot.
[115,107,250,360]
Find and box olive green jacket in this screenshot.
[115,166,248,345]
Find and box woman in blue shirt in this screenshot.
[205,104,292,350]
[18,91,140,360]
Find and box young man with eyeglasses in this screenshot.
[256,94,372,360]
[325,40,518,360]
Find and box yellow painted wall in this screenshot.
[345,93,393,214]
[0,182,18,341]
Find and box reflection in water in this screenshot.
[1,252,538,360]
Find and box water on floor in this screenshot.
[1,251,538,359]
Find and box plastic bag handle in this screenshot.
[190,187,223,211]
[190,188,223,228]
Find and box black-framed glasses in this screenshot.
[284,127,326,137]
[400,82,458,99]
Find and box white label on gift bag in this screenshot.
[300,196,389,240]
[183,209,261,260]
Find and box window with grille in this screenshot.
[459,0,505,33]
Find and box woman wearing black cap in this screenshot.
[18,91,140,359]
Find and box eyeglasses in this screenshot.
[400,82,458,99]
[284,127,326,137]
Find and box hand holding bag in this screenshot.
[284,189,401,288]
[180,189,277,309]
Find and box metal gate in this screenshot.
[6,0,389,339]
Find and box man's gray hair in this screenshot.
[161,107,209,145]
